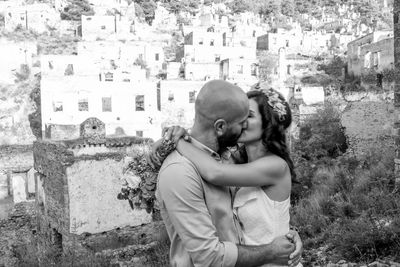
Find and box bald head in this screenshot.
[194,80,249,128]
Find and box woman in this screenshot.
[155,82,299,261]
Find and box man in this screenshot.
[155,80,302,267]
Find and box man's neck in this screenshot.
[190,127,219,153]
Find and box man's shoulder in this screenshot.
[159,150,198,175]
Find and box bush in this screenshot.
[294,103,347,161]
[317,56,346,79]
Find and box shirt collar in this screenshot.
[190,137,221,161]
[189,137,233,162]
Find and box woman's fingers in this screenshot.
[163,126,189,143]
[172,127,188,143]
[163,126,174,141]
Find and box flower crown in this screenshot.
[251,82,287,122]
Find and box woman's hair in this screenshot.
[242,88,297,182]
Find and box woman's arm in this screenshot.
[176,139,288,187]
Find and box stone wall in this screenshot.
[0,145,34,202]
[44,124,80,140]
[337,92,395,156]
[33,135,161,260]
[33,141,73,235]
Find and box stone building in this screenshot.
[347,31,394,77]
[220,58,258,83]
[257,29,331,56]
[159,80,206,127]
[4,3,60,33]
[33,118,164,261]
[40,55,162,140]
[183,28,257,81]
[77,40,166,77]
[81,15,134,41]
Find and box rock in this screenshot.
[368,262,389,267]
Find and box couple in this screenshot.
[153,80,302,267]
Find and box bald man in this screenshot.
[156,80,302,267]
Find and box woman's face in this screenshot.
[237,98,263,144]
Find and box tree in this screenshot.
[135,0,157,25]
[281,0,295,17]
[60,0,94,21]
[294,0,312,14]
[134,3,146,22]
[256,0,281,17]
[163,0,199,15]
[226,0,251,14]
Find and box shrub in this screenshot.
[14,64,31,82]
[317,56,346,79]
[294,103,347,161]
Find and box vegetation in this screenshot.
[28,74,42,139]
[317,56,346,80]
[291,103,400,264]
[60,0,94,21]
[1,27,80,55]
[135,0,158,24]
[162,0,199,15]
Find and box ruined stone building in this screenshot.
[347,30,394,87]
[33,118,164,263]
[183,27,257,83]
[77,40,166,77]
[4,3,60,34]
[40,55,162,140]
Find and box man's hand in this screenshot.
[269,236,295,266]
[286,230,303,267]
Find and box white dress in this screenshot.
[233,187,302,267]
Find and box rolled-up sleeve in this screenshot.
[158,162,238,267]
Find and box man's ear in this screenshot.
[214,119,227,137]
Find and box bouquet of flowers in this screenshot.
[117,139,176,213]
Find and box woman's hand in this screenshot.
[162,126,190,143]
[148,126,190,169]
